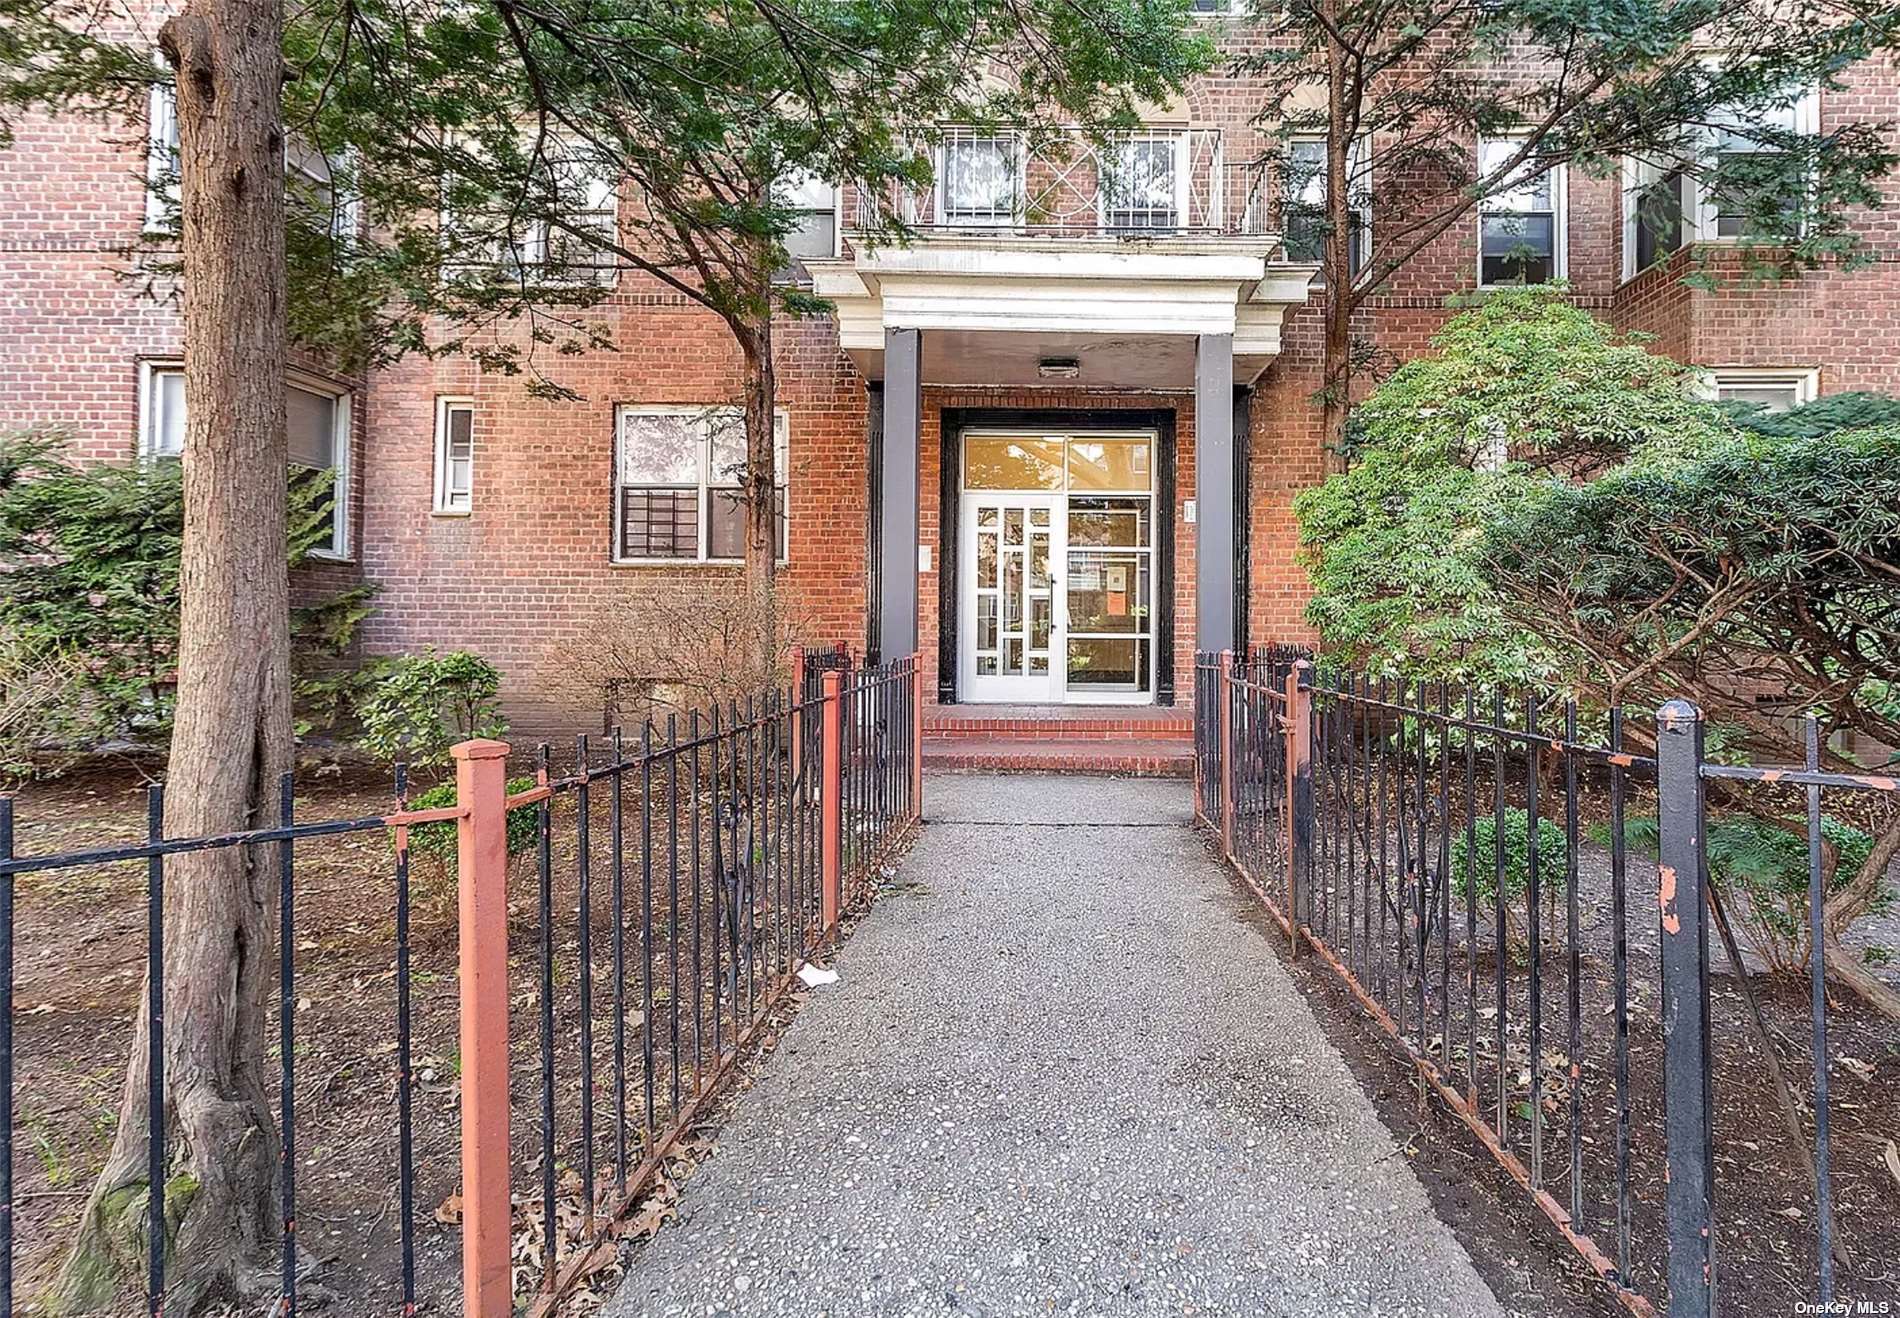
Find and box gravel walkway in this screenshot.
[606,775,1506,1318]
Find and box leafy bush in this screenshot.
[356,649,507,771]
[1719,390,1900,439]
[1616,812,1888,971]
[400,776,539,866]
[0,431,369,770]
[1450,808,1570,907]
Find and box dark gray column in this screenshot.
[1195,333,1236,655]
[878,327,922,661]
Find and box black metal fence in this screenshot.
[1195,650,1899,1317]
[0,652,921,1318]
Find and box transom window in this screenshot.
[139,363,351,558]
[1478,137,1563,286]
[614,406,788,563]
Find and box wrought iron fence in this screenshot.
[0,652,922,1318]
[1195,649,1899,1317]
[851,126,1273,237]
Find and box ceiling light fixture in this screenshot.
[1037,356,1081,380]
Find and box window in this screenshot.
[287,138,360,241]
[1622,156,1691,278]
[774,170,839,282]
[937,133,1020,226]
[1704,89,1816,241]
[1706,368,1817,414]
[1188,0,1245,13]
[1478,137,1563,286]
[139,363,351,557]
[1283,137,1370,277]
[614,407,788,563]
[433,398,475,513]
[1620,80,1819,280]
[145,81,179,232]
[139,361,186,458]
[287,379,350,558]
[443,139,618,284]
[1103,135,1183,230]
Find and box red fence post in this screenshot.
[911,655,924,823]
[1219,650,1235,860]
[821,669,844,929]
[452,738,513,1318]
[1283,659,1314,940]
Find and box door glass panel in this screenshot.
[978,594,998,651]
[1003,507,1023,544]
[977,654,999,676]
[1068,636,1142,687]
[1004,553,1023,629]
[965,436,1063,490]
[1029,595,1051,651]
[1067,552,1147,634]
[1005,638,1023,672]
[1029,505,1050,527]
[978,506,998,528]
[1068,497,1151,547]
[1067,438,1151,492]
[1029,530,1051,589]
[977,530,997,589]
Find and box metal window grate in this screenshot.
[620,487,698,558]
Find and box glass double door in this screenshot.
[960,431,1156,704]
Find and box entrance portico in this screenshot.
[810,224,1315,706]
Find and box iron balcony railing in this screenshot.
[853,125,1275,239]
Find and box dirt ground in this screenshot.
[6,755,900,1316]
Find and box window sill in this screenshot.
[430,508,473,519]
[304,550,354,565]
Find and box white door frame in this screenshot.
[956,428,1158,705]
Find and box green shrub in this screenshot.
[399,776,539,867]
[356,649,506,771]
[1450,808,1570,906]
[1616,812,1887,969]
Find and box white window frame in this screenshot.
[1097,132,1190,232]
[934,131,1024,227]
[1694,84,1820,245]
[145,79,179,233]
[288,371,352,561]
[1700,366,1819,411]
[433,396,476,515]
[1477,136,1566,289]
[138,361,352,559]
[612,405,791,566]
[1619,154,1693,283]
[1188,0,1248,15]
[1283,134,1372,281]
[287,138,362,241]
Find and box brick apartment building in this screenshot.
[2,7,1897,740]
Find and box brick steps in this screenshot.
[923,709,1191,742]
[923,736,1193,778]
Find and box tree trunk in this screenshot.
[55,0,291,1309]
[1319,15,1352,475]
[738,316,780,683]
[1821,814,1900,1021]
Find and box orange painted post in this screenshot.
[1283,660,1315,940]
[821,669,844,929]
[452,738,513,1318]
[910,655,924,823]
[1218,650,1236,860]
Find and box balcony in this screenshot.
[811,125,1313,389]
[853,126,1272,239]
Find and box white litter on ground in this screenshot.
[796,962,840,988]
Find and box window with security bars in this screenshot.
[1104,138,1180,230]
[614,407,789,563]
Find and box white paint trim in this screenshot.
[1699,366,1819,407]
